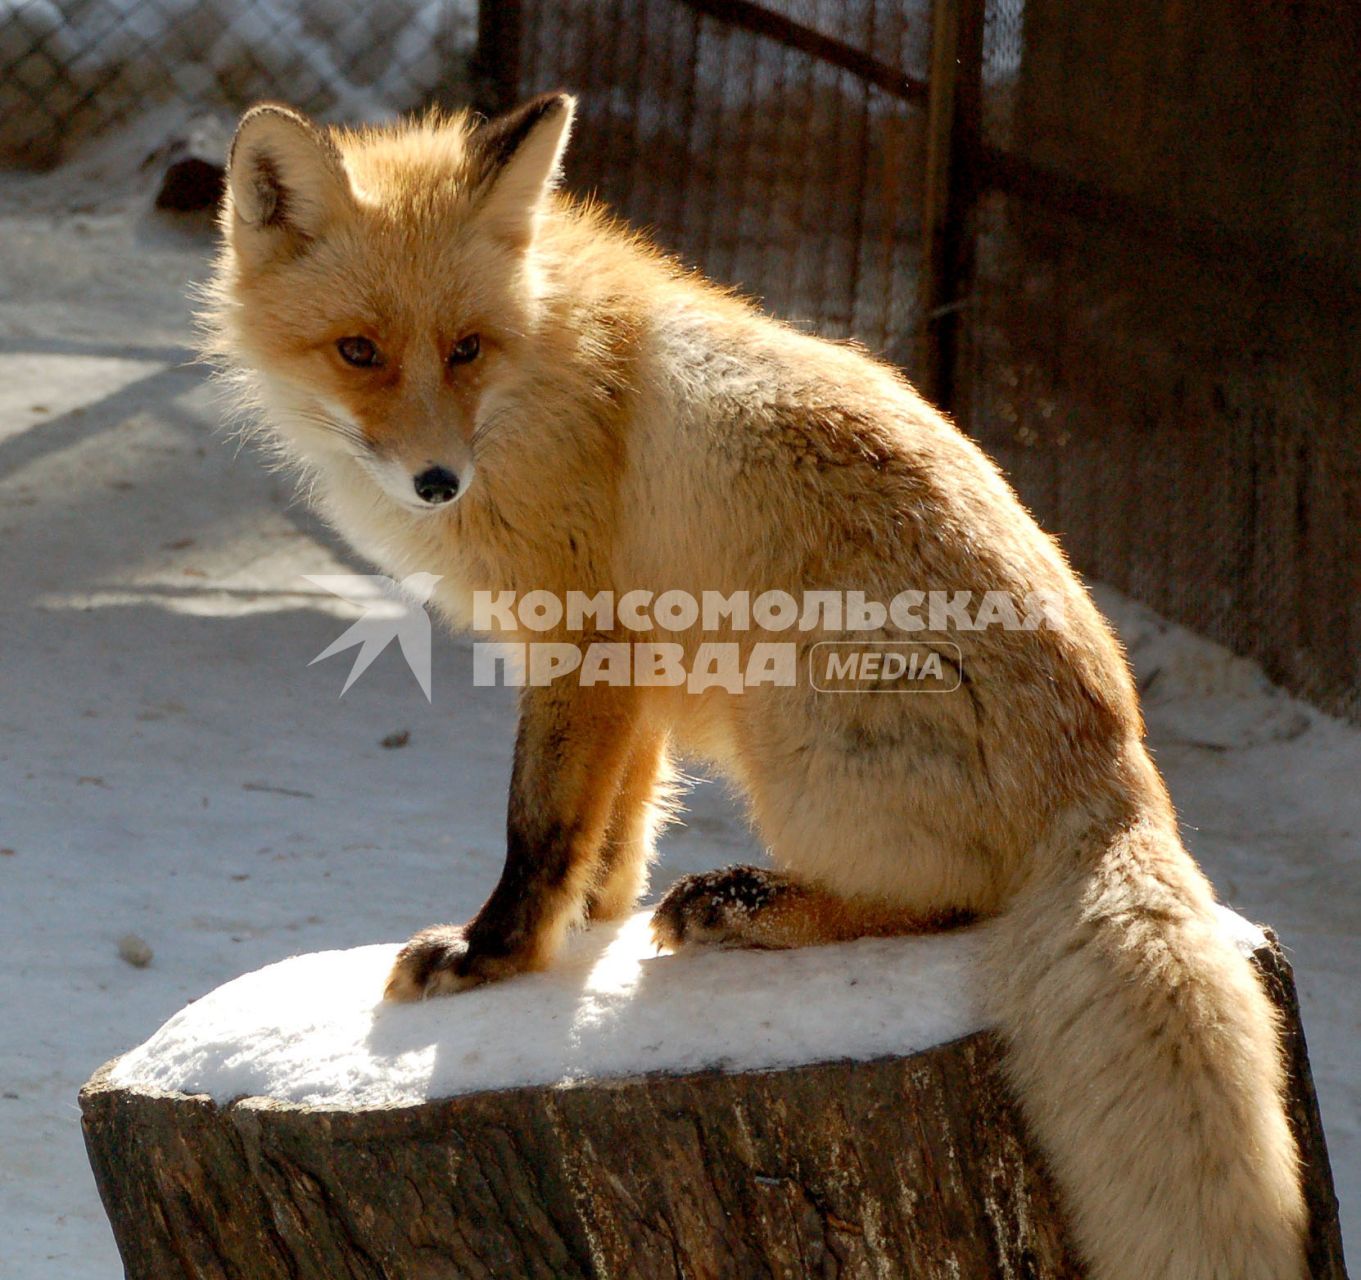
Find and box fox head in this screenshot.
[210,93,575,513]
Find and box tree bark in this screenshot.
[81,931,1346,1280]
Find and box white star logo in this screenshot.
[304,573,442,699]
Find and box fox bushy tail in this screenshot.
[987,817,1307,1280]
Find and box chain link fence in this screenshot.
[964,0,1361,724]
[504,0,934,367]
[0,0,476,166]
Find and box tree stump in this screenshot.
[81,911,1346,1279]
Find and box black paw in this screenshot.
[383,925,526,1001]
[650,865,788,950]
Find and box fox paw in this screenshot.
[383,925,527,1001]
[650,865,791,950]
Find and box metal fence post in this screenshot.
[473,0,524,117]
[917,0,985,415]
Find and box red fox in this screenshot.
[205,93,1307,1278]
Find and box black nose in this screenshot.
[413,466,459,505]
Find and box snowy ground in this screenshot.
[0,139,1356,1278]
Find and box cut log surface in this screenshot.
[81,909,1346,1280]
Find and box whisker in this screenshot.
[288,408,374,453]
[471,407,516,450]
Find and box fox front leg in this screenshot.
[584,730,673,922]
[385,682,640,1000]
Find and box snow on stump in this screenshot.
[81,910,1346,1279]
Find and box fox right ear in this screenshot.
[468,92,575,245]
[227,105,352,259]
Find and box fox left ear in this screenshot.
[469,92,575,244]
[227,104,353,263]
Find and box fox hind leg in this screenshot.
[651,865,967,951]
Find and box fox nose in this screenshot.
[413,466,459,505]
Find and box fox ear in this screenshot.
[227,104,352,260]
[469,92,575,244]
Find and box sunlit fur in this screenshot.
[204,99,1307,1279]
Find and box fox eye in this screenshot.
[448,333,481,366]
[337,336,381,368]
